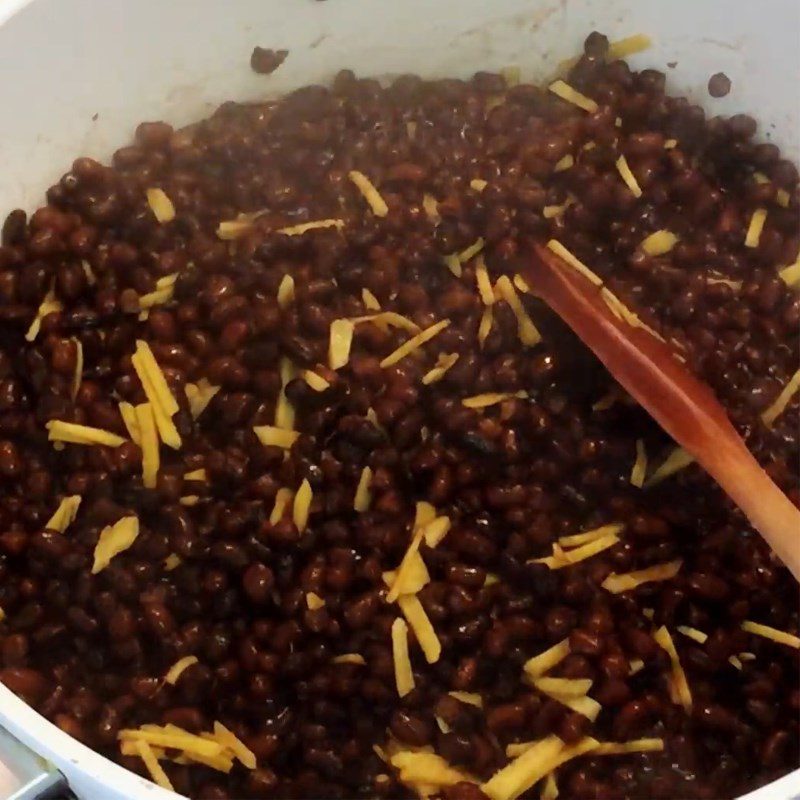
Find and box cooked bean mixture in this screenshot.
[0,32,798,800]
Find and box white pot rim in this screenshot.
[0,685,182,798]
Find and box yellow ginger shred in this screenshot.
[422,353,459,385]
[306,592,326,611]
[653,626,692,712]
[546,240,603,286]
[137,283,174,311]
[641,230,678,256]
[293,478,313,532]
[482,736,598,800]
[46,495,82,533]
[475,255,496,305]
[303,369,331,392]
[739,652,757,662]
[332,653,366,665]
[386,533,426,603]
[616,155,643,198]
[554,154,574,172]
[421,515,451,548]
[46,420,125,448]
[607,34,653,59]
[329,319,355,370]
[351,311,421,335]
[495,275,541,345]
[600,288,665,343]
[601,559,683,594]
[277,274,295,309]
[542,692,601,721]
[664,138,678,149]
[533,677,592,698]
[533,531,620,569]
[471,178,488,192]
[174,749,234,773]
[25,287,63,342]
[392,617,415,697]
[213,721,257,769]
[164,553,181,571]
[761,368,800,427]
[380,319,450,368]
[592,393,617,411]
[133,739,174,791]
[415,501,436,528]
[362,287,382,310]
[164,656,198,685]
[92,516,139,574]
[548,80,598,113]
[544,203,568,219]
[217,217,256,240]
[398,594,441,664]
[630,439,648,488]
[745,208,767,248]
[459,238,485,264]
[462,391,527,409]
[80,260,95,285]
[677,626,708,644]
[706,275,743,291]
[179,495,200,507]
[776,188,791,208]
[184,378,220,419]
[278,219,344,236]
[354,466,373,512]
[444,253,463,278]
[136,403,159,489]
[542,772,559,800]
[253,425,300,450]
[184,468,207,482]
[558,522,624,549]
[523,638,570,680]
[593,738,664,755]
[448,691,483,707]
[645,447,695,487]
[505,741,540,758]
[513,275,532,294]
[349,170,389,217]
[741,620,800,649]
[422,193,440,224]
[383,551,431,597]
[391,751,474,789]
[119,725,223,759]
[478,306,493,348]
[269,488,293,525]
[131,340,181,448]
[146,188,176,223]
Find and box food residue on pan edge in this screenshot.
[250,46,289,75]
[708,70,732,97]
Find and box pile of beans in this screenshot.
[0,32,797,800]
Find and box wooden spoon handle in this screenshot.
[527,243,800,581]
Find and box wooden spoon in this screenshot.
[526,243,800,581]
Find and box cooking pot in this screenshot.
[0,0,797,797]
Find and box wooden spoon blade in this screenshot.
[527,243,800,581]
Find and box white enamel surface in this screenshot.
[0,0,798,798]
